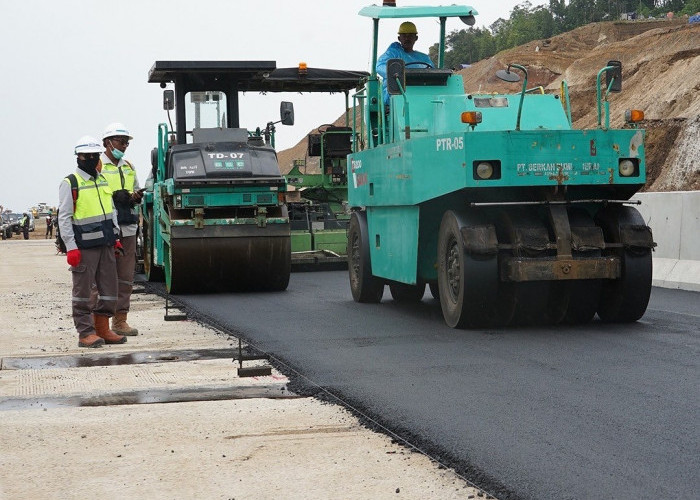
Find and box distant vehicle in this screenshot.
[1,214,13,239]
[6,213,34,233]
[7,214,22,235]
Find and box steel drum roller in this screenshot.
[167,224,290,293]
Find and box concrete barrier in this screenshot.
[632,191,700,292]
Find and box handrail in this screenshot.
[596,66,617,129]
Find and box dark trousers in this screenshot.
[71,246,117,338]
[116,235,137,313]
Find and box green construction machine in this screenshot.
[282,69,368,268]
[142,61,366,292]
[347,3,655,328]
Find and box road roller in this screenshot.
[347,3,655,328]
[143,61,295,293]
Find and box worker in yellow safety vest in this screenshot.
[57,136,126,348]
[100,122,143,336]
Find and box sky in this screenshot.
[0,0,547,212]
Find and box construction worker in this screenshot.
[376,21,435,106]
[20,213,29,239]
[45,211,54,239]
[58,136,126,348]
[100,122,143,336]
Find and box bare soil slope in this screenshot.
[279,19,700,191]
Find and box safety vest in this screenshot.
[101,160,135,191]
[65,174,117,249]
[101,160,138,225]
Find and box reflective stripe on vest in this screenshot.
[101,161,136,192]
[64,175,117,249]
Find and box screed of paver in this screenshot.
[0,398,477,500]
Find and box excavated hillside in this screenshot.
[279,18,700,191]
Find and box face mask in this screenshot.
[77,157,99,177]
[111,146,125,160]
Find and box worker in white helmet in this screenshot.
[57,136,126,348]
[100,122,143,336]
[376,21,435,106]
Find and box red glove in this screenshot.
[67,249,81,267]
[114,240,124,257]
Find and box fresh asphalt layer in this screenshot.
[166,271,700,500]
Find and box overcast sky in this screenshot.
[0,0,546,212]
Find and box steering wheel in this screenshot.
[405,61,434,69]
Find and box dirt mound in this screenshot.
[279,19,700,191]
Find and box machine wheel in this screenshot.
[562,208,602,324]
[595,206,652,322]
[143,207,164,282]
[428,282,440,300]
[348,212,384,303]
[437,210,498,328]
[495,209,550,326]
[389,282,425,303]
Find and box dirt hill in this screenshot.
[279,18,700,191]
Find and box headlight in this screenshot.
[476,162,493,179]
[472,160,501,181]
[619,159,636,177]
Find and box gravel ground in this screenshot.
[0,239,484,500]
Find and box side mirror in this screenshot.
[386,58,406,95]
[280,101,294,126]
[606,60,622,93]
[496,69,520,83]
[163,90,175,110]
[460,15,476,26]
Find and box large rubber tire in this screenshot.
[348,212,384,303]
[143,207,165,283]
[562,208,603,324]
[437,210,498,329]
[596,206,652,322]
[389,282,425,303]
[495,209,550,326]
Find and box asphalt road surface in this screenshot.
[171,271,699,500]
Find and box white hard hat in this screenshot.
[74,135,104,155]
[102,122,133,140]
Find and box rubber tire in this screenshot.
[389,282,425,303]
[596,206,652,322]
[562,208,602,324]
[437,210,498,329]
[494,208,549,326]
[348,212,384,303]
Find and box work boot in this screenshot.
[78,334,105,348]
[94,314,127,344]
[112,311,139,336]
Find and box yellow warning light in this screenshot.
[625,109,644,123]
[298,62,308,75]
[461,111,482,126]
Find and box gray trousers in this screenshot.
[116,234,137,313]
[72,246,117,338]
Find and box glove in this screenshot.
[67,249,81,267]
[130,189,144,204]
[114,240,124,257]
